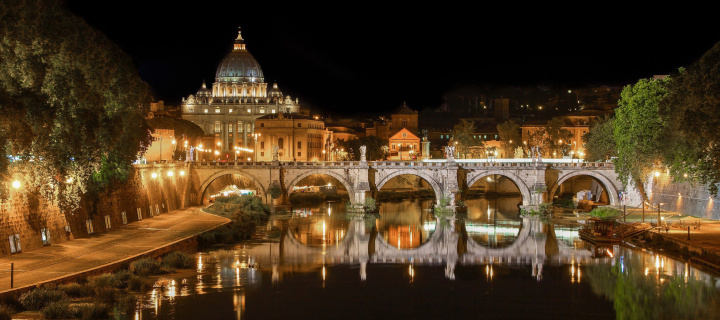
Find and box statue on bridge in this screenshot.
[445,145,455,162]
[272,145,279,161]
[360,145,367,162]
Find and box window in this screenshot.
[260,142,265,149]
[137,208,143,220]
[122,211,127,224]
[278,138,284,149]
[247,108,251,113]
[272,109,276,113]
[392,144,396,150]
[298,141,302,150]
[260,123,265,127]
[104,215,111,229]
[215,122,221,133]
[86,219,94,234]
[297,123,302,127]
[298,152,302,157]
[204,109,208,113]
[228,123,233,133]
[41,228,51,245]
[260,109,265,114]
[215,108,221,113]
[261,152,264,156]
[228,108,233,113]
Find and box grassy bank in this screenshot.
[0,251,195,319]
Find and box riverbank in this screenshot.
[0,206,229,299]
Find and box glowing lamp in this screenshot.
[151,172,158,179]
[12,180,21,189]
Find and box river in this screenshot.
[134,197,720,319]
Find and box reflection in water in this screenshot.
[377,199,435,249]
[289,202,349,247]
[136,198,720,320]
[465,197,522,248]
[585,246,720,319]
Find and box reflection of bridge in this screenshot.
[189,160,623,207]
[276,217,597,280]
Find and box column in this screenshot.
[232,121,237,152]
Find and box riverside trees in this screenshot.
[0,0,152,212]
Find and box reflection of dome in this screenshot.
[215,28,264,82]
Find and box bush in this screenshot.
[88,273,121,289]
[58,283,90,298]
[268,185,282,199]
[40,301,73,319]
[553,198,576,209]
[76,303,110,320]
[18,288,67,311]
[94,287,116,304]
[589,207,621,221]
[115,293,137,315]
[113,270,133,289]
[127,275,153,292]
[162,251,194,269]
[0,305,13,320]
[130,258,161,276]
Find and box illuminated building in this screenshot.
[254,113,325,162]
[181,28,301,157]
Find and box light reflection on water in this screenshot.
[135,198,720,320]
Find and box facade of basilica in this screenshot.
[181,28,301,158]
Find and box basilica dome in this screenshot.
[215,29,264,83]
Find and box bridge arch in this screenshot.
[550,170,620,206]
[286,170,355,198]
[466,170,533,206]
[375,170,444,201]
[197,170,267,204]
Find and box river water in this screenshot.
[135,198,720,320]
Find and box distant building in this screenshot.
[180,28,301,158]
[143,129,176,162]
[254,113,325,162]
[388,128,420,161]
[520,109,611,159]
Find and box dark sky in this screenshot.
[64,2,720,116]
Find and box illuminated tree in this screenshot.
[0,0,152,212]
[497,120,521,158]
[452,119,483,159]
[583,115,616,162]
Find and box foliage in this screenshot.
[364,196,377,212]
[553,198,575,209]
[583,115,616,162]
[589,207,621,221]
[660,43,720,196]
[87,273,121,289]
[227,195,271,238]
[40,301,73,319]
[130,258,161,276]
[433,195,455,218]
[336,136,390,161]
[18,288,66,311]
[497,120,521,158]
[267,185,282,199]
[521,202,552,218]
[93,287,116,304]
[77,303,110,320]
[0,0,152,210]
[115,293,137,316]
[57,283,89,298]
[452,119,484,159]
[614,77,668,196]
[162,251,194,269]
[542,118,573,158]
[126,275,153,292]
[0,305,13,320]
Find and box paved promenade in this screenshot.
[0,206,229,293]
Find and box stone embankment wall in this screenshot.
[0,163,192,256]
[645,174,720,220]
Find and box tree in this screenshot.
[0,0,152,212]
[452,119,483,159]
[614,77,668,197]
[543,117,573,158]
[336,136,389,161]
[497,120,521,158]
[661,42,720,195]
[583,115,616,162]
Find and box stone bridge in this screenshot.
[188,160,624,208]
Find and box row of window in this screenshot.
[195,107,278,114]
[438,134,499,140]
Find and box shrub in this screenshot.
[40,301,73,319]
[589,207,621,221]
[130,258,161,276]
[18,289,67,311]
[88,273,121,289]
[268,185,282,199]
[364,197,377,212]
[553,198,576,209]
[0,305,13,320]
[113,270,133,289]
[115,293,137,315]
[127,275,153,292]
[76,303,110,320]
[162,251,194,269]
[58,283,90,298]
[94,287,116,304]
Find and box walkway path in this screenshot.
[0,206,229,293]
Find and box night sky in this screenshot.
[64,2,720,116]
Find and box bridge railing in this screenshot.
[176,160,614,169]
